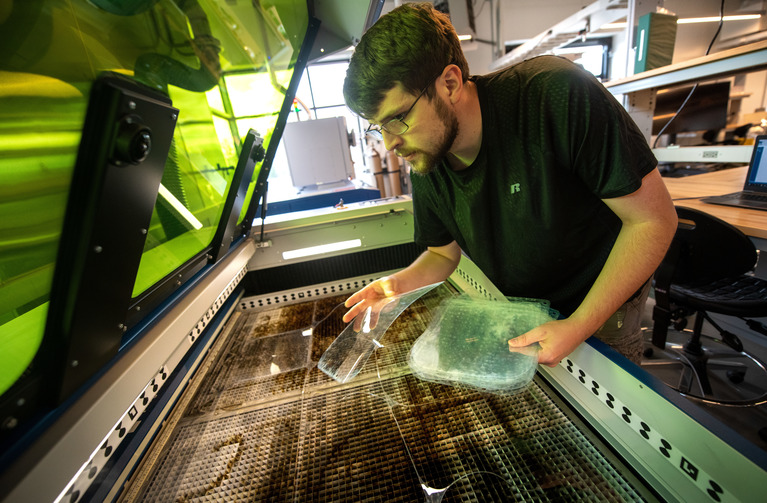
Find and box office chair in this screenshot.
[643,206,767,405]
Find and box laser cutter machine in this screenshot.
[1,1,766,502]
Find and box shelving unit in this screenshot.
[605,40,767,163]
[606,40,767,95]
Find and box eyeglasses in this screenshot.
[364,75,438,140]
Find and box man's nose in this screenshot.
[382,130,402,152]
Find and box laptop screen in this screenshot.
[745,135,767,189]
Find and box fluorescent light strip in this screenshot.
[158,184,203,230]
[601,14,761,30]
[678,14,761,24]
[458,34,473,41]
[282,239,362,260]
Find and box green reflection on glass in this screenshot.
[0,0,308,395]
[0,72,87,394]
[132,86,235,298]
[131,1,308,297]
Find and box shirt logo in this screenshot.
[510,183,521,194]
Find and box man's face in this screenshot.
[373,83,459,175]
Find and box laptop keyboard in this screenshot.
[700,191,767,211]
[741,193,767,202]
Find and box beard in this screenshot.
[408,94,459,175]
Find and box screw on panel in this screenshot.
[128,101,136,110]
[94,246,103,253]
[2,417,18,430]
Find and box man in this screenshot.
[341,3,677,366]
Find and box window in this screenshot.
[269,57,370,201]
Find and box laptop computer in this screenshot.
[701,135,767,210]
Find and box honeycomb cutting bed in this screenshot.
[124,284,652,502]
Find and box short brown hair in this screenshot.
[343,2,470,120]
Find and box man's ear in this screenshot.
[440,64,464,104]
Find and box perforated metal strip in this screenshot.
[560,358,731,502]
[56,266,247,503]
[239,270,400,310]
[58,366,170,503]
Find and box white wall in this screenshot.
[462,0,588,75]
[665,0,764,62]
[497,0,588,39]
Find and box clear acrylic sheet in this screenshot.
[408,295,559,392]
[318,282,442,383]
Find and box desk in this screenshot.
[662,166,767,242]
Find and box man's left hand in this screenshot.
[508,319,587,367]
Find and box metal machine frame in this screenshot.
[5,197,767,502]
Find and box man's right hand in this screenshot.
[341,242,461,326]
[342,275,399,324]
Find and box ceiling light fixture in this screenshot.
[282,239,362,260]
[601,13,761,30]
[678,14,762,24]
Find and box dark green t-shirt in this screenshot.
[411,56,656,316]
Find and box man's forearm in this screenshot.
[569,217,675,338]
[392,242,461,292]
[567,169,678,339]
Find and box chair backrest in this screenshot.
[669,206,757,285]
